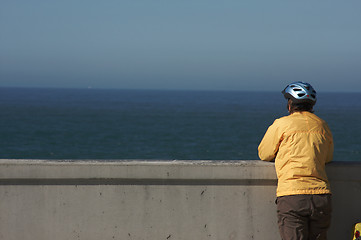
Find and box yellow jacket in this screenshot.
[258,111,333,197]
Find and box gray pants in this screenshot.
[276,194,332,240]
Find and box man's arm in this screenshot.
[258,120,283,162]
[325,123,334,164]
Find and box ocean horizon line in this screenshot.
[1,86,360,94]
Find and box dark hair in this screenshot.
[287,99,314,114]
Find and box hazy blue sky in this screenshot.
[1,0,360,91]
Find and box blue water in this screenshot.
[0,87,360,161]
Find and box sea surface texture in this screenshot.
[0,88,360,161]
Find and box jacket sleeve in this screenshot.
[325,124,334,164]
[258,120,283,161]
[326,140,334,163]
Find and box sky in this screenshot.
[1,0,360,92]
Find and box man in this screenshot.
[258,82,334,240]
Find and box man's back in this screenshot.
[258,111,333,197]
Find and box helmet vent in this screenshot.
[311,94,316,98]
[298,93,305,97]
[293,88,302,91]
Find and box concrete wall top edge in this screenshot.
[0,159,276,180]
[0,159,361,167]
[0,159,267,166]
[0,160,360,181]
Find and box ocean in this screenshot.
[0,87,360,161]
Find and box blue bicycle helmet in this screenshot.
[282,81,317,105]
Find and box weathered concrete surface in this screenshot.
[0,160,359,240]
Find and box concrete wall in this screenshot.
[0,160,359,240]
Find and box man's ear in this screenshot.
[287,99,293,114]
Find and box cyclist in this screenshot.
[258,81,333,240]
